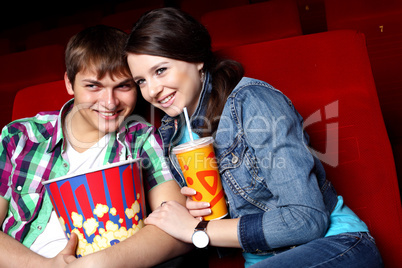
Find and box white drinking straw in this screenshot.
[183,107,194,141]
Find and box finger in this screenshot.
[186,197,210,210]
[62,232,78,254]
[63,254,77,264]
[61,232,78,263]
[181,187,197,196]
[188,207,212,218]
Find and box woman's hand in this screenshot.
[144,201,199,243]
[181,187,212,220]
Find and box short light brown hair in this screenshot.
[65,25,131,86]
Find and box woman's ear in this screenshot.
[64,72,74,96]
[197,62,204,72]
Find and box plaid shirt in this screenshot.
[0,100,172,247]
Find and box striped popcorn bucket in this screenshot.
[43,158,145,257]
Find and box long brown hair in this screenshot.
[125,7,244,136]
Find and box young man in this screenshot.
[0,25,191,267]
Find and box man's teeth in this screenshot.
[160,94,174,104]
[100,112,116,116]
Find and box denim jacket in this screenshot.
[158,73,338,254]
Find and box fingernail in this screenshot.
[203,202,210,208]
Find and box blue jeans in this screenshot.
[249,232,383,268]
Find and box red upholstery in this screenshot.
[25,24,84,50]
[0,45,65,128]
[56,10,104,28]
[114,0,165,13]
[201,0,302,51]
[100,7,161,33]
[325,0,402,141]
[11,80,71,121]
[0,38,10,55]
[216,30,402,267]
[325,0,402,214]
[179,0,249,20]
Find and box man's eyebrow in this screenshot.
[118,78,135,85]
[82,79,102,85]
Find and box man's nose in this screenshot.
[102,89,118,110]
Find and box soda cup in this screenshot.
[43,158,145,257]
[172,137,228,220]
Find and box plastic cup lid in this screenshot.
[172,136,214,154]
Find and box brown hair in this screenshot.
[65,25,131,86]
[125,8,244,136]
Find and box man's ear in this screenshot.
[64,72,74,96]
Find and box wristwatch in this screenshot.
[191,221,210,248]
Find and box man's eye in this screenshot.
[156,68,166,75]
[118,83,134,90]
[86,84,98,89]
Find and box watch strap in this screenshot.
[195,220,209,231]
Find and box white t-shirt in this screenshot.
[30,134,111,257]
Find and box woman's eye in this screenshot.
[156,68,166,75]
[136,79,145,86]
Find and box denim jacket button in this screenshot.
[231,154,239,164]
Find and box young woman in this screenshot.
[125,7,383,267]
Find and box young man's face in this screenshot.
[65,69,136,144]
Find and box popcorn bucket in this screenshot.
[43,159,145,257]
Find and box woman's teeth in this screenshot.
[160,93,174,104]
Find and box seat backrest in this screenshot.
[12,80,71,121]
[25,24,84,50]
[179,0,249,20]
[201,0,302,51]
[325,0,402,204]
[100,7,159,33]
[0,38,10,55]
[0,45,65,128]
[217,30,402,267]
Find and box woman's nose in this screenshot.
[148,80,163,98]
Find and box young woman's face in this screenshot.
[127,54,204,117]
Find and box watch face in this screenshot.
[192,230,209,248]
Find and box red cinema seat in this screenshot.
[25,24,84,50]
[100,7,160,33]
[217,30,402,267]
[179,0,249,20]
[0,45,65,129]
[12,80,71,121]
[114,0,164,13]
[325,0,402,139]
[0,38,10,55]
[325,0,402,209]
[201,0,302,51]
